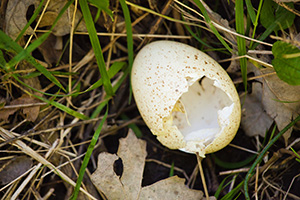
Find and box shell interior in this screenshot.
[169,76,234,154]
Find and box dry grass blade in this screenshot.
[0,127,97,200]
[174,0,273,47]
[10,140,58,199]
[219,55,273,68]
[0,166,34,193]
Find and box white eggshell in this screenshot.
[131,41,241,157]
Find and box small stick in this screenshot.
[196,153,209,200]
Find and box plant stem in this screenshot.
[196,153,209,200]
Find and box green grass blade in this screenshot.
[90,98,110,119]
[119,0,134,103]
[79,0,114,96]
[6,73,89,120]
[0,0,76,92]
[0,30,27,54]
[245,0,256,24]
[22,61,124,97]
[249,0,263,48]
[244,114,300,199]
[23,71,77,79]
[184,24,213,49]
[91,64,130,118]
[83,61,126,93]
[254,22,278,49]
[212,154,257,169]
[20,62,124,119]
[6,70,75,98]
[235,0,247,91]
[4,33,67,92]
[214,175,232,199]
[0,30,66,91]
[267,125,276,145]
[71,107,108,199]
[221,180,243,200]
[119,0,133,70]
[33,93,89,120]
[88,0,113,18]
[1,38,123,120]
[112,64,130,94]
[192,0,232,53]
[0,50,5,66]
[169,161,175,177]
[0,31,66,92]
[290,147,300,163]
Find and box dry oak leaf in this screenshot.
[5,0,38,40]
[91,130,204,200]
[37,33,63,64]
[241,82,273,137]
[0,94,41,122]
[242,63,300,143]
[0,156,32,185]
[38,0,87,37]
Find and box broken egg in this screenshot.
[131,41,241,157]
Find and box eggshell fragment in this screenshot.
[131,41,241,157]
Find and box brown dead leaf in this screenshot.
[39,0,87,37]
[118,129,147,199]
[0,107,18,122]
[91,130,204,200]
[37,33,62,64]
[0,94,40,122]
[5,0,86,39]
[5,0,38,40]
[0,156,32,185]
[91,153,124,200]
[260,68,300,144]
[241,82,273,137]
[242,63,300,143]
[139,176,204,200]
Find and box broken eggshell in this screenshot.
[131,41,241,157]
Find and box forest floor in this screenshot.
[1,0,300,199]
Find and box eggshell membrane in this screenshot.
[131,41,241,156]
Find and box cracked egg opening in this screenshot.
[131,41,241,157]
